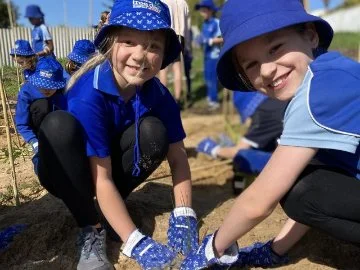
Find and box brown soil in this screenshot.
[0,112,359,270]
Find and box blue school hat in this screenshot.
[28,57,66,90]
[67,39,96,64]
[195,0,219,12]
[94,0,181,69]
[25,5,44,18]
[10,40,35,56]
[217,0,334,91]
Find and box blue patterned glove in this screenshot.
[29,138,39,154]
[196,138,219,158]
[233,240,289,268]
[167,207,198,256]
[123,229,176,270]
[180,232,238,270]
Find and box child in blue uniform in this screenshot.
[63,39,96,82]
[10,39,37,82]
[37,0,198,269]
[15,57,67,175]
[25,5,54,58]
[195,0,223,110]
[181,0,360,269]
[197,92,287,194]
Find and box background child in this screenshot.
[197,92,287,194]
[15,57,67,176]
[25,5,54,58]
[9,39,37,82]
[36,0,198,269]
[63,39,96,82]
[195,0,223,110]
[96,10,110,34]
[181,0,360,268]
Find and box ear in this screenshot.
[304,23,319,49]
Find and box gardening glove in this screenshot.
[232,239,289,268]
[180,232,238,270]
[122,229,177,270]
[167,207,199,256]
[29,138,39,154]
[196,138,220,158]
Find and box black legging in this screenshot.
[37,110,169,227]
[29,98,51,134]
[281,165,360,245]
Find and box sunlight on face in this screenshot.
[40,88,56,97]
[111,27,166,91]
[233,24,319,101]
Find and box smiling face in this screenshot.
[110,27,166,92]
[233,23,319,101]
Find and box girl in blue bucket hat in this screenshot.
[35,0,197,269]
[194,0,223,110]
[15,57,67,176]
[181,0,360,269]
[10,39,37,81]
[63,39,96,82]
[25,5,54,58]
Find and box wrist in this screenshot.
[122,229,146,257]
[173,207,197,219]
[211,145,220,158]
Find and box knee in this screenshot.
[30,99,50,115]
[140,116,168,143]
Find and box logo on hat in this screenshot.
[133,0,161,14]
[40,70,53,78]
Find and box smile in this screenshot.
[269,73,289,90]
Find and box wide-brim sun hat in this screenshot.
[94,0,181,69]
[28,57,66,90]
[10,39,35,56]
[217,0,334,91]
[67,39,96,64]
[195,0,219,12]
[25,5,44,18]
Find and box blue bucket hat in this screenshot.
[195,0,219,12]
[10,40,35,56]
[67,39,96,65]
[94,0,181,69]
[217,0,334,91]
[28,57,66,90]
[25,5,44,18]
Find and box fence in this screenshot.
[0,27,96,67]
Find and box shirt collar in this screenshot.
[93,60,122,97]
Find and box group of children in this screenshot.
[11,0,360,270]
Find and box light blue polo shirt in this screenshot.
[31,24,52,54]
[67,60,186,158]
[279,66,360,179]
[201,17,221,59]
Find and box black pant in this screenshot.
[29,99,51,135]
[281,165,360,244]
[38,110,169,227]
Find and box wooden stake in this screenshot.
[0,80,20,205]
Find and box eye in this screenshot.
[244,61,257,71]
[120,39,135,46]
[269,44,282,55]
[149,42,162,51]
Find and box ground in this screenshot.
[1,110,359,270]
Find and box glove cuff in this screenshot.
[205,232,238,265]
[122,229,146,257]
[173,207,197,219]
[211,145,220,158]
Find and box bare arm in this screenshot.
[167,141,192,207]
[214,145,318,255]
[90,156,136,242]
[36,40,54,57]
[216,139,251,159]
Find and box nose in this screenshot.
[131,44,147,63]
[260,62,277,81]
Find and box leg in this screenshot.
[111,116,169,198]
[205,58,219,104]
[38,110,99,227]
[172,60,183,101]
[281,165,360,244]
[29,99,50,135]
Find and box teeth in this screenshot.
[271,78,283,87]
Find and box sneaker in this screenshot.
[77,226,113,270]
[208,101,220,111]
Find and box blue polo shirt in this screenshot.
[15,82,67,143]
[31,24,52,54]
[67,60,186,158]
[201,17,221,59]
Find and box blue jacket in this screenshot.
[15,82,67,143]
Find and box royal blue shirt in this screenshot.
[201,17,221,59]
[15,82,67,143]
[67,60,186,158]
[23,69,35,81]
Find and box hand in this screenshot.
[167,207,199,255]
[196,138,219,158]
[123,229,176,270]
[194,34,207,47]
[29,138,39,154]
[180,232,238,270]
[233,240,289,267]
